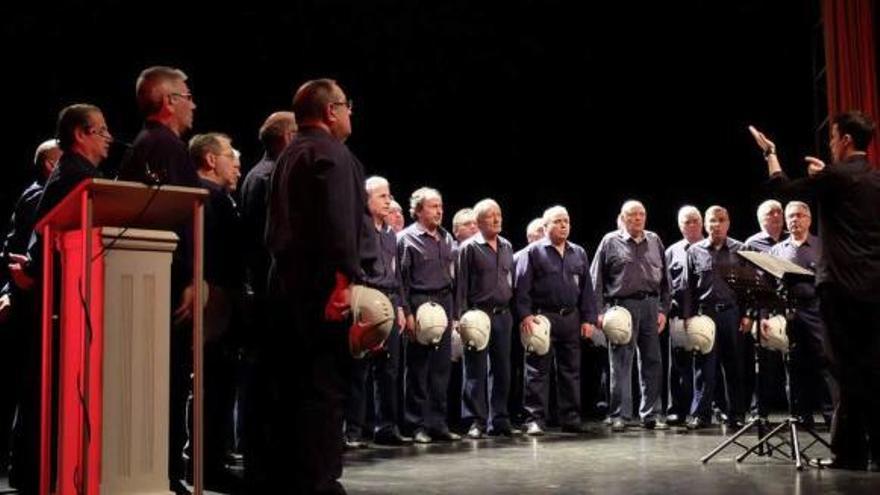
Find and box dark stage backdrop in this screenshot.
[2,0,823,253]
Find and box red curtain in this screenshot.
[822,0,880,163]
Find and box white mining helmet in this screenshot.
[685,315,716,354]
[459,309,491,351]
[602,305,633,345]
[521,314,551,356]
[760,314,789,353]
[415,302,448,346]
[348,285,395,358]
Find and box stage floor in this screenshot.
[342,420,880,495]
[2,420,878,494]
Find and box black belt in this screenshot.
[701,302,734,313]
[612,291,658,302]
[536,306,576,316]
[411,287,451,297]
[474,304,510,315]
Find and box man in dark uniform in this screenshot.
[514,205,597,436]
[743,199,787,422]
[456,199,515,438]
[664,206,703,426]
[766,201,836,426]
[751,112,880,470]
[189,132,244,490]
[398,187,460,443]
[0,138,59,471]
[117,65,199,493]
[510,218,545,425]
[591,200,670,432]
[7,104,110,493]
[260,78,376,493]
[682,206,752,430]
[241,111,296,298]
[119,65,199,187]
[344,176,410,447]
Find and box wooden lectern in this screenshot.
[35,179,209,495]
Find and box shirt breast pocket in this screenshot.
[693,257,712,276]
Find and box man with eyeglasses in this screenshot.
[120,65,198,187]
[258,78,377,493]
[119,66,200,493]
[188,132,244,491]
[5,104,110,493]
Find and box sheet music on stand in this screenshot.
[738,251,815,283]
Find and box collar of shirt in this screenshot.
[618,229,645,244]
[413,222,446,240]
[538,236,570,253]
[64,152,102,174]
[698,237,733,252]
[788,234,813,248]
[473,231,499,246]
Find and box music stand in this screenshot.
[700,251,830,469]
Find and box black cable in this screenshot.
[72,277,93,495]
[90,183,163,263]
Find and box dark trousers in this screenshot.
[819,284,880,466]
[667,344,694,419]
[691,305,746,422]
[744,334,788,417]
[169,321,191,484]
[580,341,609,419]
[608,297,662,421]
[186,341,235,476]
[345,323,402,438]
[508,314,527,425]
[787,308,837,419]
[7,289,42,493]
[524,311,581,427]
[245,297,351,494]
[404,292,453,434]
[462,312,513,432]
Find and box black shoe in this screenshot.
[170,480,191,495]
[795,415,816,429]
[413,429,432,444]
[525,421,544,436]
[686,417,709,430]
[643,418,669,430]
[431,429,461,442]
[488,427,515,437]
[808,457,867,471]
[747,414,768,425]
[666,414,685,426]
[561,422,590,434]
[611,418,626,432]
[344,437,368,450]
[204,468,237,493]
[374,429,412,446]
[725,417,746,429]
[466,425,484,439]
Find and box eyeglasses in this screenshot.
[170,92,194,102]
[330,99,353,110]
[213,151,236,160]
